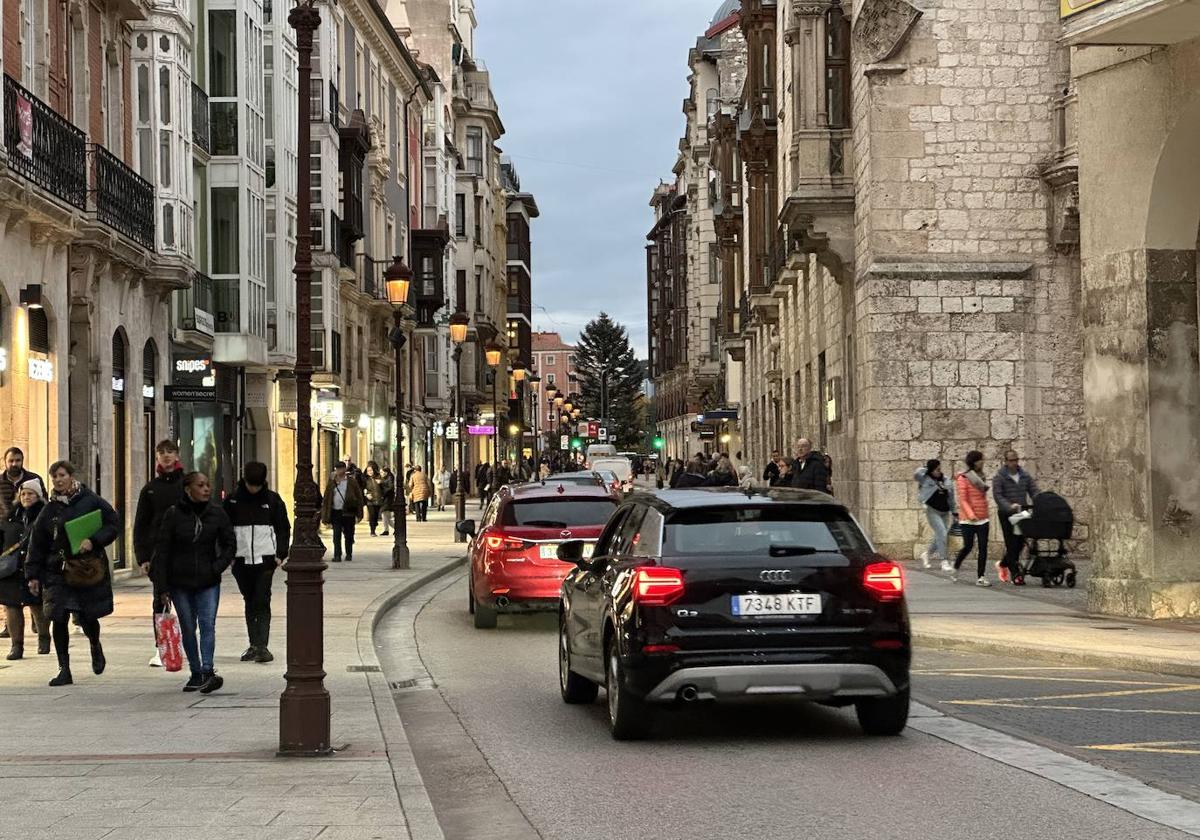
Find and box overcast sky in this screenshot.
[475,0,718,358]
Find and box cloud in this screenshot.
[476,0,716,361]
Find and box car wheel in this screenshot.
[606,645,651,740]
[473,598,497,629]
[559,617,598,704]
[468,578,475,614]
[855,688,910,736]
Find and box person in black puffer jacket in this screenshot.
[223,461,290,664]
[26,461,120,687]
[133,440,187,667]
[153,472,236,694]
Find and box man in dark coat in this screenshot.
[672,458,708,489]
[320,461,365,562]
[0,447,45,517]
[762,451,782,487]
[790,438,831,493]
[26,460,121,687]
[224,461,290,663]
[133,440,186,667]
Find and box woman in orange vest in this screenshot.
[953,450,992,587]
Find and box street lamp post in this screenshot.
[511,360,527,469]
[280,0,330,758]
[449,312,470,541]
[485,342,503,466]
[385,257,413,570]
[528,375,540,475]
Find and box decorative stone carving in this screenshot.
[852,0,923,64]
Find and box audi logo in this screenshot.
[759,569,792,583]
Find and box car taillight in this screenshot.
[484,532,526,551]
[633,566,685,607]
[863,561,904,601]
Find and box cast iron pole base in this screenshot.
[454,491,467,543]
[392,497,410,569]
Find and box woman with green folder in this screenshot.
[26,461,120,687]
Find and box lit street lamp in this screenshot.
[449,312,470,542]
[280,0,330,758]
[385,256,413,570]
[485,342,503,464]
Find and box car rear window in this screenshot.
[663,505,871,559]
[501,498,617,528]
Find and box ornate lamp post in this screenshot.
[510,361,527,466]
[280,0,330,758]
[385,256,413,570]
[484,342,503,464]
[449,312,470,541]
[528,374,541,474]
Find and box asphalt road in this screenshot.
[382,572,1198,840]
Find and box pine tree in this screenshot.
[574,313,646,447]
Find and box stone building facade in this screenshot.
[650,0,1200,617]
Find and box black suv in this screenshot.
[557,488,911,740]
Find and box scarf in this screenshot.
[53,480,82,506]
[963,469,988,491]
[157,461,183,477]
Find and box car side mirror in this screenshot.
[557,539,586,566]
[456,519,476,537]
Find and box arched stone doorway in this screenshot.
[1077,43,1200,618]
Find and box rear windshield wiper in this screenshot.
[768,545,820,557]
[522,520,568,528]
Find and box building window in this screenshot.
[474,268,482,313]
[466,126,484,176]
[455,193,466,237]
[545,372,556,385]
[456,270,467,313]
[211,187,240,274]
[473,195,482,245]
[209,11,237,96]
[826,3,851,130]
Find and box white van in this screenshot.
[586,444,617,462]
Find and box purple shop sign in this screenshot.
[467,424,496,436]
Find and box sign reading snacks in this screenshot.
[1061,0,1111,17]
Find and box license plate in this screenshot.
[731,593,821,616]
[539,543,595,559]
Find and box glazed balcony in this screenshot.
[192,83,210,153]
[178,270,216,336]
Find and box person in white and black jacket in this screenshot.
[223,462,290,664]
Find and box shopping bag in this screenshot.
[155,607,184,672]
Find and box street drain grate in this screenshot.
[347,664,382,672]
[390,677,436,691]
[1089,626,1133,631]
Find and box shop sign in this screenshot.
[313,397,344,428]
[16,93,32,159]
[1061,0,1111,17]
[433,421,445,437]
[194,308,215,336]
[112,376,125,393]
[28,358,53,382]
[445,422,460,441]
[174,356,216,387]
[142,384,155,399]
[468,424,495,436]
[373,417,388,444]
[560,434,569,449]
[164,385,216,402]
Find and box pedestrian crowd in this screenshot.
[0,440,457,693]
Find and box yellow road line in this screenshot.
[1083,741,1200,756]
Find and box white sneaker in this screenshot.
[940,560,954,573]
[149,651,162,667]
[976,577,992,587]
[920,551,931,569]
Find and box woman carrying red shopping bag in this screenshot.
[154,606,184,672]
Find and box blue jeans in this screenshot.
[171,584,221,676]
[924,507,950,561]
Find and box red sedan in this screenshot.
[461,483,618,629]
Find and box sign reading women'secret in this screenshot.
[1062,0,1112,17]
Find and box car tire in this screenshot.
[559,618,598,704]
[606,645,651,740]
[468,578,475,614]
[855,688,910,736]
[473,599,497,629]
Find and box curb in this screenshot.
[355,557,467,840]
[913,632,1200,680]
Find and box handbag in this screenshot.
[928,486,951,513]
[155,606,184,672]
[0,545,19,579]
[62,551,106,587]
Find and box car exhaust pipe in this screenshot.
[495,596,511,608]
[679,685,699,702]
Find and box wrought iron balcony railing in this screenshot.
[192,83,210,153]
[3,73,87,209]
[180,271,216,335]
[359,254,387,300]
[90,145,155,250]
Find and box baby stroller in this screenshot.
[1011,491,1077,588]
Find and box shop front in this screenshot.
[167,349,236,493]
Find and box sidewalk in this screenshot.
[0,508,465,840]
[907,565,1200,678]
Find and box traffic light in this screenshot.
[571,437,583,450]
[653,435,665,450]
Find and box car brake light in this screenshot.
[484,533,526,551]
[863,562,904,601]
[642,643,679,655]
[633,566,685,607]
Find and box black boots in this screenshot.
[90,641,106,675]
[49,667,73,686]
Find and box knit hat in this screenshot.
[925,458,941,474]
[18,478,44,501]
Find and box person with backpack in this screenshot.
[223,462,290,663]
[914,459,956,570]
[133,439,186,667]
[153,472,236,692]
[953,450,992,587]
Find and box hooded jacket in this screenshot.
[152,497,236,591]
[132,464,186,567]
[223,480,291,565]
